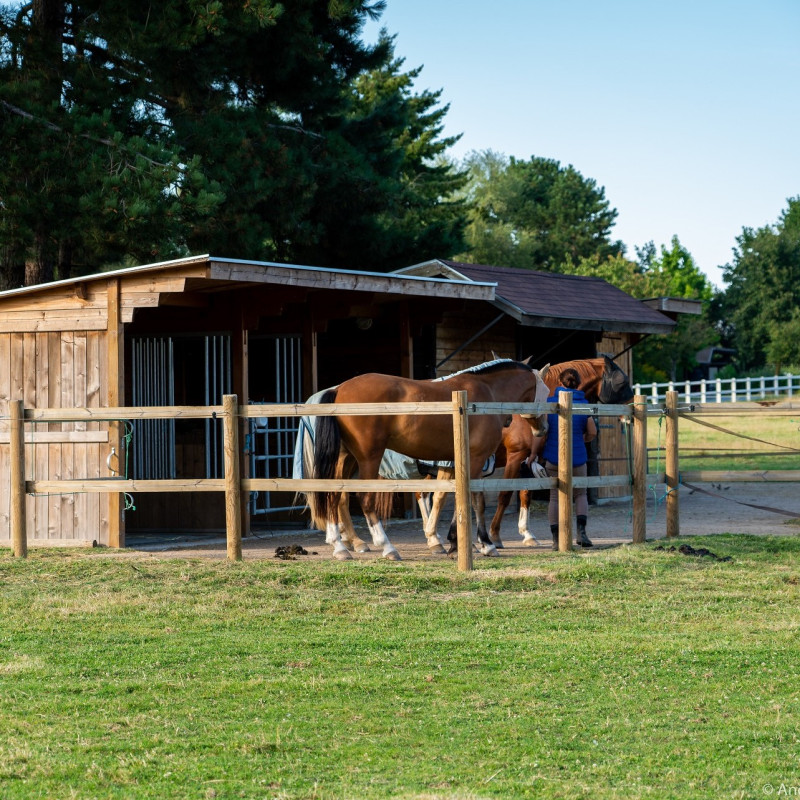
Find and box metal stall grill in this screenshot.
[131,337,176,479]
[249,335,303,517]
[204,334,232,479]
[131,334,231,480]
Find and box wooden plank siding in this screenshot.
[0,329,112,547]
[434,308,517,377]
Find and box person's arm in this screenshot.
[584,416,597,443]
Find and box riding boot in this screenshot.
[550,524,559,551]
[576,515,593,547]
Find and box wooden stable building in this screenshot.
[0,255,679,548]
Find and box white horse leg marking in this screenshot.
[339,498,370,552]
[518,506,539,545]
[366,514,401,561]
[423,489,448,553]
[326,520,352,560]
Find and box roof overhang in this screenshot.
[0,255,496,304]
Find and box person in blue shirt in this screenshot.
[530,367,597,549]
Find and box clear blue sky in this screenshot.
[364,0,800,288]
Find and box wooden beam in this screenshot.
[106,279,125,548]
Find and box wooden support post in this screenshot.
[452,390,473,572]
[665,390,680,538]
[558,391,573,552]
[106,278,125,548]
[223,394,242,561]
[632,394,647,544]
[10,400,27,558]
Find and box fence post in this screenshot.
[451,390,473,571]
[665,391,680,539]
[223,394,242,562]
[760,376,766,399]
[684,380,691,405]
[558,391,573,552]
[730,377,737,402]
[746,376,752,401]
[789,374,795,398]
[651,382,658,405]
[632,395,647,544]
[701,379,707,404]
[10,400,27,558]
[715,378,722,403]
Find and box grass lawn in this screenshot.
[1,536,799,799]
[647,406,800,471]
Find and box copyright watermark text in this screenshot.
[764,784,800,796]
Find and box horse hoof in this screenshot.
[355,545,371,553]
[334,549,353,561]
[522,537,538,547]
[481,545,500,557]
[492,539,504,549]
[382,550,402,561]
[428,544,447,554]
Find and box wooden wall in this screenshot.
[0,330,111,545]
[434,308,517,377]
[596,333,633,500]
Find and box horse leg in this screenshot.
[517,489,539,546]
[337,494,371,553]
[446,490,499,558]
[422,487,449,554]
[359,510,401,560]
[489,489,511,547]
[472,491,499,557]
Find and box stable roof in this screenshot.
[396,259,677,334]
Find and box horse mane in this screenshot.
[436,358,530,381]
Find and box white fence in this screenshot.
[634,373,798,405]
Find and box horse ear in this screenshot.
[520,355,533,366]
[603,354,615,371]
[492,350,503,361]
[539,363,551,381]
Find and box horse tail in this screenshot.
[308,388,341,529]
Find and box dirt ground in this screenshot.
[129,481,800,562]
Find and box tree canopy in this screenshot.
[0,1,466,286]
[714,197,800,370]
[455,150,624,271]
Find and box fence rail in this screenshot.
[6,393,799,569]
[635,373,798,405]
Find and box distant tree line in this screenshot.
[1,1,796,377]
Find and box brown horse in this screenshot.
[418,356,633,547]
[490,355,633,546]
[306,359,551,560]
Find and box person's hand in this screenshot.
[529,460,547,478]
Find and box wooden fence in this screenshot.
[7,392,798,569]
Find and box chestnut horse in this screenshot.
[305,359,550,560]
[418,356,633,548]
[489,355,634,546]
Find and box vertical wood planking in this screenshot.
[451,390,473,572]
[9,400,27,557]
[557,390,573,551]
[60,332,75,540]
[86,332,102,542]
[0,334,11,533]
[73,334,89,541]
[34,333,50,539]
[106,279,124,547]
[47,332,62,540]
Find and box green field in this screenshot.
[647,406,800,472]
[2,537,799,799]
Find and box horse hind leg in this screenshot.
[337,494,371,553]
[364,511,401,560]
[472,491,499,557]
[517,490,539,546]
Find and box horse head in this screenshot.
[518,364,550,438]
[599,355,634,404]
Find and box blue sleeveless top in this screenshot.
[541,387,590,467]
